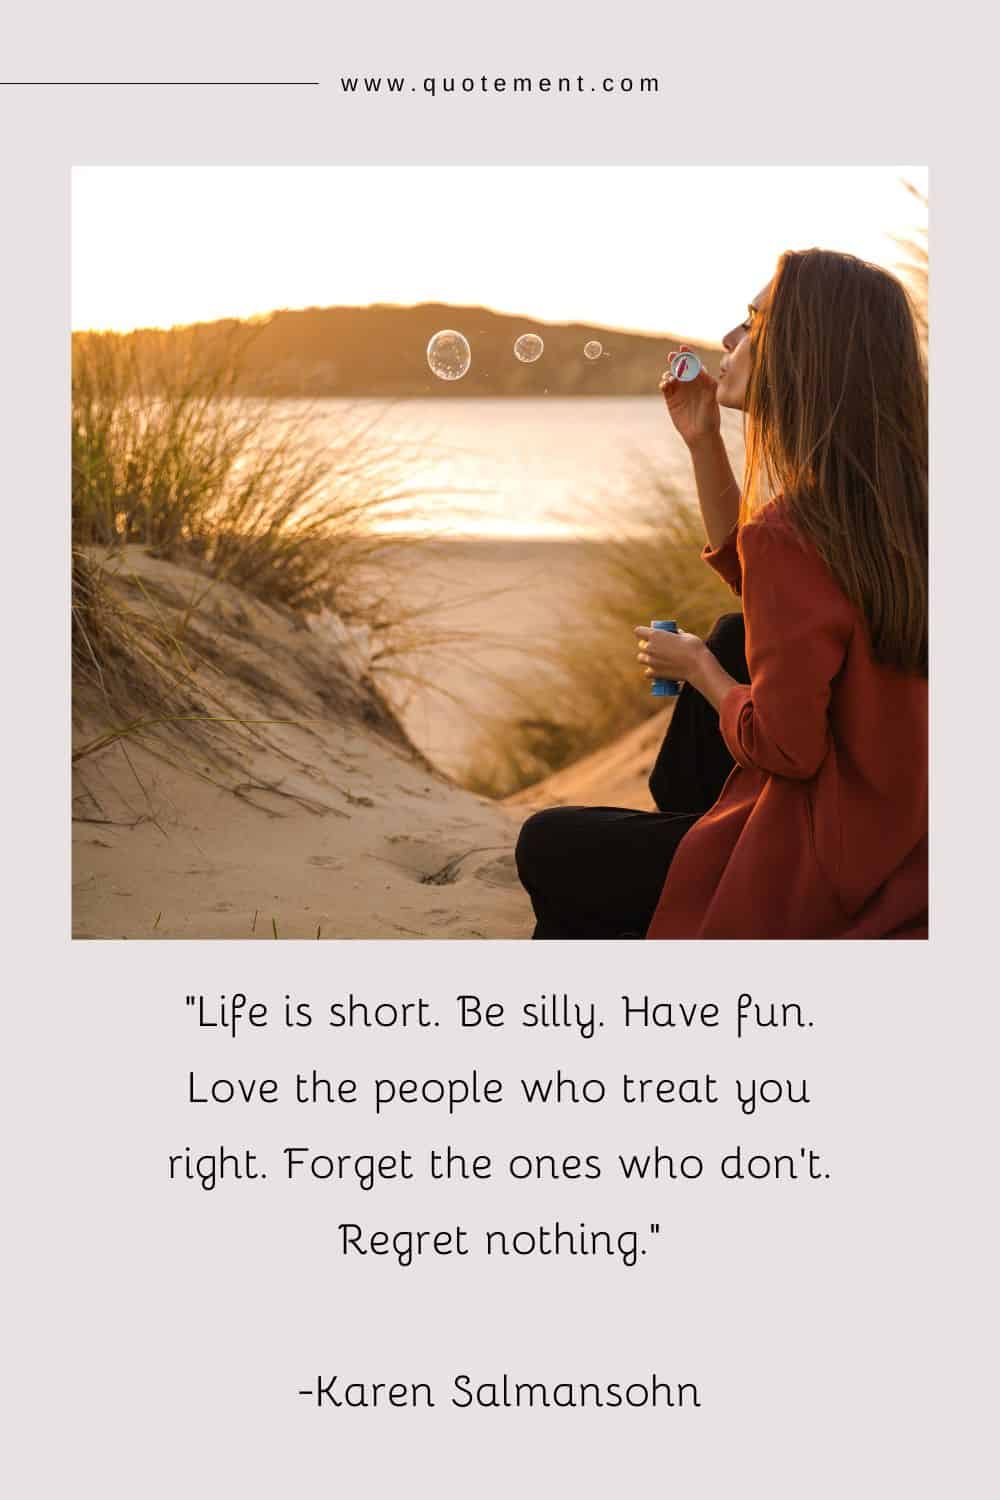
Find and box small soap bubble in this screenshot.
[427,329,471,381]
[584,340,603,360]
[513,333,544,363]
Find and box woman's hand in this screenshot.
[635,623,709,688]
[659,344,722,449]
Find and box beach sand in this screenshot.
[72,541,661,940]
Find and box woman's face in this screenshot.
[717,281,772,409]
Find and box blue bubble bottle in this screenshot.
[650,619,680,697]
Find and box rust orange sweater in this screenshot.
[646,502,928,939]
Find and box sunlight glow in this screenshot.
[72,166,927,342]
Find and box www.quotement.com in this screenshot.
[340,73,661,96]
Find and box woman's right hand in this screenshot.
[659,345,721,449]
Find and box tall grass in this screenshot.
[460,470,736,798]
[893,180,928,357]
[71,543,287,774]
[71,328,435,771]
[72,328,411,618]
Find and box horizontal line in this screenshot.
[0,81,320,86]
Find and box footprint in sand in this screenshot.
[375,835,517,889]
[424,907,459,926]
[473,854,519,890]
[308,855,346,871]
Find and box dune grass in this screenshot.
[459,471,737,799]
[71,329,439,767]
[893,180,928,357]
[72,328,413,618]
[72,543,209,756]
[71,543,294,789]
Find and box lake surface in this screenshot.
[273,395,746,539]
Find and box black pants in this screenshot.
[514,613,749,938]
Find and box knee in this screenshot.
[515,807,568,882]
[705,611,747,679]
[706,611,744,648]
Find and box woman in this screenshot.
[515,248,928,939]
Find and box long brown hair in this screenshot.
[742,248,928,674]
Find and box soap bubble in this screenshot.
[427,329,471,381]
[583,340,603,360]
[513,333,544,363]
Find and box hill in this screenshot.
[74,303,720,398]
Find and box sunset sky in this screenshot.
[72,166,927,342]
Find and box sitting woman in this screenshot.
[515,247,928,939]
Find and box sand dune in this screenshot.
[505,708,669,815]
[73,548,665,940]
[73,550,533,939]
[74,731,535,941]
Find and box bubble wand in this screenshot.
[668,350,702,382]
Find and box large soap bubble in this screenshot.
[513,333,544,363]
[583,340,603,360]
[427,329,471,381]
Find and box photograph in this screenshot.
[71,165,928,939]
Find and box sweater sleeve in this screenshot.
[702,524,742,596]
[718,516,850,780]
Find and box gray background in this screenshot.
[3,3,996,1494]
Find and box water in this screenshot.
[273,396,746,539]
